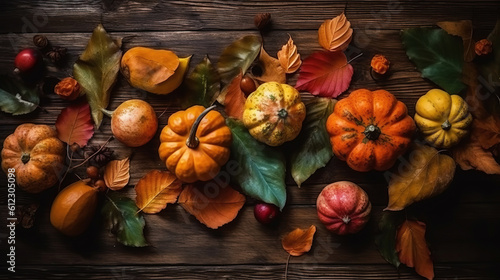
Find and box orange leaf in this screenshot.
[254,47,286,84]
[318,13,353,52]
[135,170,182,214]
[223,71,247,120]
[104,158,130,190]
[278,35,302,74]
[281,225,316,257]
[396,221,434,280]
[178,183,246,229]
[55,101,94,147]
[452,137,500,174]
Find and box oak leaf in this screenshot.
[281,225,316,256]
[104,158,130,191]
[295,50,353,98]
[396,220,434,280]
[178,183,246,229]
[254,47,286,84]
[55,101,94,147]
[385,144,456,211]
[318,13,353,52]
[135,170,182,214]
[221,71,246,120]
[277,36,302,74]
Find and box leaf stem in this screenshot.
[347,52,364,64]
[101,108,115,118]
[70,136,114,170]
[284,254,291,280]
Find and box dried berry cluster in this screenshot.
[33,34,67,64]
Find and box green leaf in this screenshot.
[102,194,148,247]
[402,28,465,94]
[73,24,122,129]
[217,35,262,85]
[478,19,500,90]
[226,118,287,210]
[180,55,220,109]
[375,212,403,268]
[290,98,336,186]
[0,75,39,115]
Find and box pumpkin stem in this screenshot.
[186,105,217,149]
[21,153,30,164]
[277,108,288,119]
[342,216,351,224]
[441,119,452,131]
[363,124,381,141]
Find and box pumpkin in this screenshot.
[158,105,232,183]
[1,123,65,193]
[326,89,416,172]
[316,181,371,235]
[242,82,306,146]
[414,89,472,148]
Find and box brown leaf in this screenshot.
[452,140,500,175]
[396,220,434,280]
[277,35,302,74]
[462,62,490,120]
[135,170,182,214]
[253,47,286,84]
[437,20,475,62]
[178,183,246,229]
[104,158,130,190]
[281,225,316,257]
[318,13,353,52]
[221,71,247,120]
[473,116,500,149]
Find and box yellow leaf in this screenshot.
[178,183,246,229]
[396,220,434,280]
[135,170,182,214]
[253,47,286,84]
[104,158,130,191]
[318,13,353,52]
[385,144,455,211]
[281,225,316,257]
[277,35,302,74]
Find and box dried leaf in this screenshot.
[222,71,246,120]
[478,19,500,88]
[473,115,500,149]
[178,183,246,229]
[217,35,262,85]
[295,50,353,98]
[452,138,500,174]
[180,55,221,109]
[0,75,39,115]
[318,13,353,52]
[281,225,316,257]
[15,203,40,229]
[253,47,286,84]
[278,35,302,74]
[135,170,182,214]
[73,24,122,129]
[385,144,456,211]
[55,101,94,147]
[396,220,434,280]
[437,20,475,62]
[104,158,130,191]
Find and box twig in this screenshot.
[70,136,114,170]
[284,254,291,280]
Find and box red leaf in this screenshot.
[295,50,353,98]
[55,101,94,147]
[223,71,247,120]
[396,220,434,280]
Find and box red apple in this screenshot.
[14,48,43,75]
[316,181,371,235]
[254,202,279,224]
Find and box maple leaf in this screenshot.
[221,71,247,120]
[178,183,246,229]
[318,13,353,52]
[396,220,434,280]
[295,50,353,98]
[55,101,94,147]
[277,35,302,74]
[135,170,182,214]
[281,225,316,257]
[104,158,130,191]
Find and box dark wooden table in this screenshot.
[1,1,500,279]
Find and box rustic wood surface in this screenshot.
[1,1,500,279]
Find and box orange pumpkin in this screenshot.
[1,123,65,193]
[326,89,416,172]
[158,105,232,183]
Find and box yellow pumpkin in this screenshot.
[414,89,472,148]
[1,123,65,193]
[242,82,306,146]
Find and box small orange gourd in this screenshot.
[158,105,232,183]
[326,89,416,172]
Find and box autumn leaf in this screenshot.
[0,75,39,115]
[221,71,246,120]
[55,101,94,147]
[217,35,262,85]
[295,50,353,98]
[180,55,221,109]
[478,19,500,88]
[437,20,475,62]
[282,225,316,256]
[135,170,182,214]
[178,183,246,229]
[73,24,122,129]
[473,115,500,149]
[385,144,456,211]
[396,220,434,280]
[104,158,130,191]
[253,47,286,84]
[318,13,353,52]
[277,35,302,74]
[375,212,403,268]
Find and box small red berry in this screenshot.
[86,166,100,180]
[94,179,107,192]
[254,202,280,224]
[240,75,257,96]
[14,48,43,74]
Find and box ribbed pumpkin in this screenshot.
[414,89,472,148]
[326,89,416,172]
[242,82,306,146]
[158,105,232,183]
[1,123,65,193]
